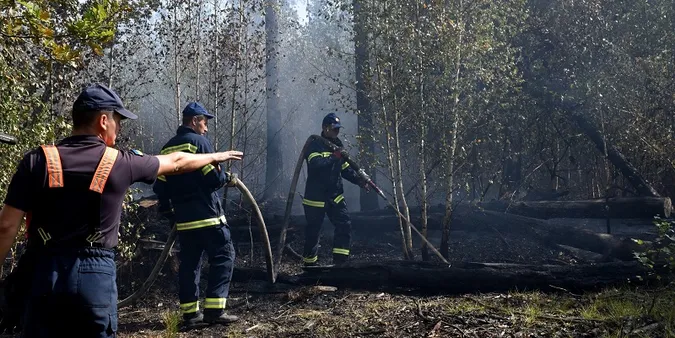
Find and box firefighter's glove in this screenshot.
[225,172,238,188]
[359,179,372,193]
[331,148,349,160]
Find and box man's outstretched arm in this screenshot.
[155,150,243,177]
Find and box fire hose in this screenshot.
[275,135,448,281]
[118,174,274,308]
[0,132,17,145]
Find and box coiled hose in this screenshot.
[118,176,274,308]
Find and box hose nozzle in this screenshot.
[357,169,387,200]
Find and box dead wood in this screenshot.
[233,260,655,294]
[474,197,672,219]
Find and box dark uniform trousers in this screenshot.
[302,196,352,264]
[177,223,235,316]
[22,247,117,338]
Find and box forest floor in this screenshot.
[113,209,674,338]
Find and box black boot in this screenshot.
[182,312,204,328]
[333,254,349,266]
[204,310,240,325]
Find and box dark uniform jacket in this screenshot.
[302,135,362,208]
[153,126,228,231]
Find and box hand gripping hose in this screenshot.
[118,175,274,307]
[275,136,448,282]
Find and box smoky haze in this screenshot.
[97,0,675,218]
[119,0,364,211]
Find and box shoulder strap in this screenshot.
[40,145,64,188]
[89,147,119,194]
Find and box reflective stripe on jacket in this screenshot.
[302,135,361,207]
[153,126,228,230]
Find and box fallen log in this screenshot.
[233,260,656,294]
[475,197,672,219]
[228,208,646,261]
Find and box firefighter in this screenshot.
[0,83,243,337]
[152,102,239,328]
[302,113,368,266]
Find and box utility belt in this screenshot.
[30,227,107,249]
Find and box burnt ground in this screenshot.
[110,213,675,338]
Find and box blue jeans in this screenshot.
[21,247,117,338]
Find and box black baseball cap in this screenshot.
[72,83,138,120]
[322,113,342,128]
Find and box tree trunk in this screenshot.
[195,0,202,100]
[107,24,118,89]
[264,0,283,200]
[569,112,660,197]
[391,70,413,257]
[476,197,672,219]
[222,1,244,210]
[415,0,429,261]
[419,91,429,261]
[353,0,378,212]
[172,4,181,125]
[441,3,463,259]
[383,106,410,260]
[211,0,219,150]
[233,260,651,294]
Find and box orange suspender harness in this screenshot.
[40,144,119,191]
[29,145,119,244]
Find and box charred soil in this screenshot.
[114,210,673,337]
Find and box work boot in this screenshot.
[204,311,240,325]
[182,312,204,328]
[333,254,349,266]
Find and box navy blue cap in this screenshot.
[73,83,137,120]
[322,113,342,128]
[182,102,214,119]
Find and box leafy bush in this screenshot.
[633,217,675,280]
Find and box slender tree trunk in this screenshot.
[107,24,118,89]
[569,112,660,197]
[417,2,429,259]
[385,111,409,260]
[223,1,245,209]
[376,57,411,260]
[391,79,412,257]
[353,0,378,212]
[173,5,181,125]
[264,0,283,200]
[212,0,219,150]
[195,0,202,100]
[229,0,243,158]
[441,1,463,259]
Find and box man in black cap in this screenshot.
[0,84,243,337]
[301,113,368,267]
[153,102,239,328]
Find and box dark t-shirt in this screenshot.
[2,135,160,248]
